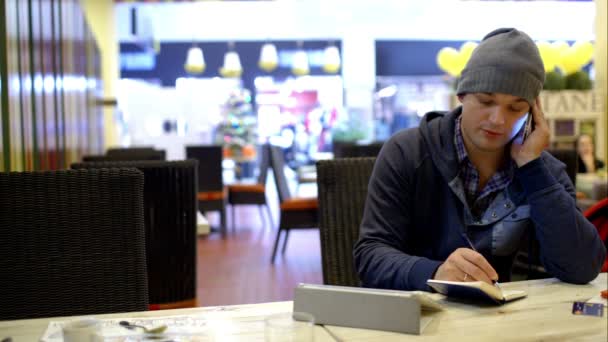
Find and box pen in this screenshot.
[460,232,501,289]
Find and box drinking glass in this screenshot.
[264,312,314,342]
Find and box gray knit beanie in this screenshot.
[456,28,545,104]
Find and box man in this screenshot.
[353,28,606,291]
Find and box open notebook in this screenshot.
[427,279,527,304]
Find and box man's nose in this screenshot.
[488,107,506,125]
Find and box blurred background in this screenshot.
[1,0,606,173]
[1,0,607,309]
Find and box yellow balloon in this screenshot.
[455,60,467,77]
[555,40,595,76]
[437,47,462,77]
[558,48,581,76]
[552,41,569,55]
[572,41,594,66]
[459,41,478,65]
[537,41,557,72]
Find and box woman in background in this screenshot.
[577,134,605,173]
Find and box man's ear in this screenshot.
[457,94,465,103]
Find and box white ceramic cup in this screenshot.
[62,317,101,342]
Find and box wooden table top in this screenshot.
[1,273,605,341]
[326,273,607,341]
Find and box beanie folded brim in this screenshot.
[456,66,543,104]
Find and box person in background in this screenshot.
[354,28,606,292]
[576,134,605,173]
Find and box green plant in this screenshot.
[332,113,367,142]
[543,71,566,90]
[565,71,592,90]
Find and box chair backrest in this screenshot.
[107,147,154,153]
[185,145,223,192]
[316,157,376,287]
[82,155,116,162]
[546,149,577,187]
[105,147,166,161]
[72,160,198,306]
[0,169,149,320]
[269,144,292,203]
[332,141,355,159]
[338,142,384,158]
[257,143,271,185]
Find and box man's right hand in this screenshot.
[433,248,499,284]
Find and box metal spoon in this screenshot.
[119,320,168,334]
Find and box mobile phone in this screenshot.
[521,113,534,142]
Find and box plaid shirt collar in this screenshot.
[454,116,514,214]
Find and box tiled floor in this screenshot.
[196,172,323,307]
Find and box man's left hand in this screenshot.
[511,97,550,167]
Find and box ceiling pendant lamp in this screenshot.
[323,43,341,73]
[183,44,206,74]
[259,42,278,72]
[292,41,309,76]
[220,42,243,78]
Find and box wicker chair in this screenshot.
[72,160,198,310]
[83,147,165,162]
[333,142,384,159]
[268,144,319,263]
[106,147,166,161]
[546,149,577,187]
[185,145,227,236]
[227,144,273,232]
[316,158,376,287]
[0,168,149,320]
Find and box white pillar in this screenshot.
[341,34,376,141]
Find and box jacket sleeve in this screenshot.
[353,138,442,291]
[515,156,606,284]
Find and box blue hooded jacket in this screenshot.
[353,107,606,291]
